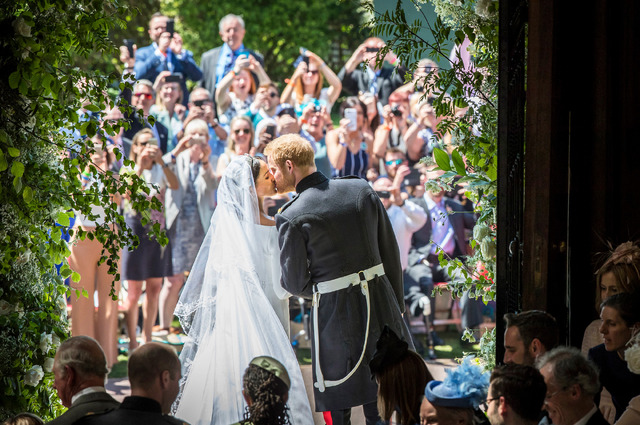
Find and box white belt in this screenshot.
[312,263,385,392]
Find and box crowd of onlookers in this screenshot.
[66,10,480,365]
[30,9,639,425]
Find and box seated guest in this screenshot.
[48,336,119,425]
[232,356,292,425]
[588,293,640,421]
[536,346,608,425]
[485,364,546,425]
[616,327,640,425]
[503,310,559,366]
[420,357,490,425]
[78,343,187,425]
[369,326,434,425]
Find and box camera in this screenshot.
[313,104,322,113]
[193,99,207,107]
[391,105,402,117]
[164,74,183,84]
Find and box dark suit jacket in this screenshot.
[275,172,413,412]
[77,396,188,425]
[46,391,119,425]
[199,45,264,99]
[585,409,611,425]
[338,65,408,105]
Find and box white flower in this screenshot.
[24,365,44,387]
[625,343,640,374]
[39,332,53,353]
[480,238,496,260]
[475,0,494,18]
[12,18,32,38]
[473,224,491,242]
[51,334,61,348]
[43,357,55,373]
[0,300,13,316]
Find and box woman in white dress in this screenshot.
[172,155,313,425]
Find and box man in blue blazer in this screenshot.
[133,13,202,106]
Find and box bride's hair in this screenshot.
[242,364,291,425]
[244,154,262,183]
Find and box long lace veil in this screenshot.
[172,157,260,413]
[172,156,313,425]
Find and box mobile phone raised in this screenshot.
[123,39,135,58]
[344,108,357,132]
[166,19,175,37]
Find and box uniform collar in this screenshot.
[295,171,327,194]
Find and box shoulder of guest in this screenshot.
[162,415,190,425]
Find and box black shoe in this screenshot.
[430,331,444,346]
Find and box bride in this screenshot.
[172,155,313,424]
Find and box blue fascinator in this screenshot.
[425,356,489,409]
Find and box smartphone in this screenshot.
[165,74,183,83]
[190,135,206,146]
[403,168,422,187]
[237,49,250,59]
[376,190,391,199]
[166,19,175,37]
[267,198,288,217]
[147,138,158,147]
[265,124,276,139]
[366,47,380,53]
[302,55,310,67]
[123,39,135,58]
[344,108,357,131]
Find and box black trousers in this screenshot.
[328,401,383,425]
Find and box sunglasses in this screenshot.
[234,128,251,135]
[385,159,403,166]
[133,92,153,99]
[304,70,320,75]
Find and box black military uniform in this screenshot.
[77,396,189,425]
[275,172,413,424]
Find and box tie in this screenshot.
[223,50,237,77]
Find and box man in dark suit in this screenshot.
[265,135,413,425]
[199,14,264,98]
[338,37,408,106]
[536,347,610,425]
[47,336,119,425]
[132,13,202,106]
[78,343,188,425]
[486,364,546,425]
[405,165,482,344]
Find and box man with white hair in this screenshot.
[48,336,119,425]
[535,346,609,425]
[200,14,264,96]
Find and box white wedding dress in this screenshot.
[172,157,313,424]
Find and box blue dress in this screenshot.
[334,142,369,179]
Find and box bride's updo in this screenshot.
[244,154,262,183]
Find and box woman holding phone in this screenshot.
[325,96,373,179]
[216,55,271,125]
[158,119,218,333]
[121,129,179,351]
[280,49,342,115]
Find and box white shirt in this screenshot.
[71,386,106,405]
[386,200,428,270]
[425,194,456,256]
[573,406,598,425]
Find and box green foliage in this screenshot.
[159,0,368,88]
[366,0,498,366]
[0,0,166,419]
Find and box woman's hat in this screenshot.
[250,355,291,389]
[424,356,489,409]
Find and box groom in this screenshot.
[265,135,413,425]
